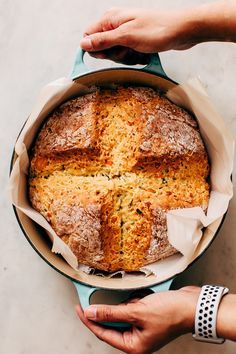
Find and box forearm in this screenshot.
[184,1,236,45]
[217,294,236,341]
[183,287,236,341]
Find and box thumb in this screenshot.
[84,303,143,325]
[80,29,128,52]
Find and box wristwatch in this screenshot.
[193,285,229,344]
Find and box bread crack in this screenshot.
[29,87,210,272]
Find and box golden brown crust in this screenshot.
[35,92,99,155]
[29,86,210,272]
[53,203,104,267]
[133,89,209,178]
[30,92,101,176]
[145,208,177,265]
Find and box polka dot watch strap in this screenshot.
[193,285,229,344]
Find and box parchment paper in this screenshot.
[9,77,234,278]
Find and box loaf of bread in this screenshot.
[29,87,210,272]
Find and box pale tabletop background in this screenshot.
[1,0,236,353]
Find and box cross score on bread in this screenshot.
[29,87,209,272]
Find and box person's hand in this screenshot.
[76,286,200,354]
[80,7,195,65]
[80,2,236,65]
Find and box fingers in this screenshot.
[111,47,150,65]
[84,8,122,36]
[76,303,129,352]
[83,16,116,37]
[82,302,143,326]
[80,28,129,52]
[83,7,134,36]
[89,47,150,65]
[81,7,138,52]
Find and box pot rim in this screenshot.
[9,65,228,290]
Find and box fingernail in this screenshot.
[80,37,93,50]
[84,305,97,319]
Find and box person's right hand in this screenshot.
[80,7,196,64]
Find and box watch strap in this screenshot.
[193,285,229,344]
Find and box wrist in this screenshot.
[179,1,236,45]
[174,286,236,342]
[175,286,201,334]
[165,8,210,50]
[174,7,211,48]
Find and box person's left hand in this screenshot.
[80,7,197,65]
[76,286,200,354]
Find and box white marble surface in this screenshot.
[1,0,236,353]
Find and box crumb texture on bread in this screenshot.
[29,87,210,272]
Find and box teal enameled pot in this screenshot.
[10,48,226,328]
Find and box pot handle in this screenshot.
[70,48,168,79]
[73,281,131,328]
[73,281,98,310]
[73,276,175,329]
[142,53,167,77]
[149,276,175,293]
[70,48,88,79]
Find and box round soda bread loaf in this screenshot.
[29,87,210,272]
